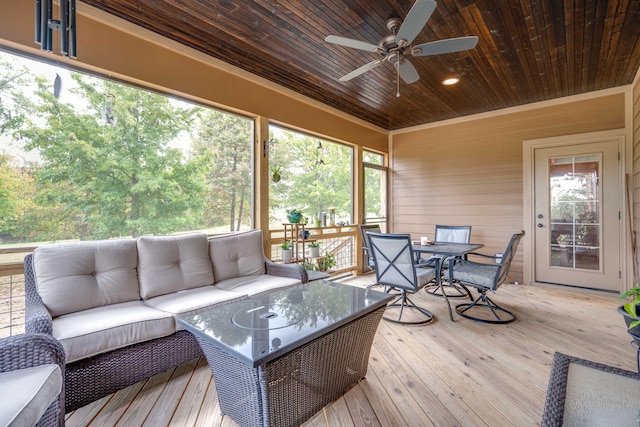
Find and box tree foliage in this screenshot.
[0,51,362,247]
[19,74,207,239]
[269,128,352,226]
[191,110,252,232]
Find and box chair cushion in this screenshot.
[144,286,246,330]
[452,262,500,289]
[209,230,266,282]
[137,233,214,299]
[416,267,436,287]
[52,300,175,363]
[33,239,139,317]
[0,364,62,427]
[214,275,300,296]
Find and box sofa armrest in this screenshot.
[23,254,54,335]
[265,257,309,283]
[0,333,65,426]
[0,333,65,373]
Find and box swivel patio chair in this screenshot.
[451,231,524,324]
[418,225,472,297]
[368,232,437,325]
[0,333,65,427]
[359,224,381,273]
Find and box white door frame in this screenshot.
[522,129,629,290]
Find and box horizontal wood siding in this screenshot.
[392,94,626,282]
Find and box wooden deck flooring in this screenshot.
[64,276,636,426]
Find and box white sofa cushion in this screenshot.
[144,286,246,330]
[137,233,214,299]
[53,300,175,363]
[215,275,300,296]
[0,364,62,427]
[209,230,265,282]
[33,239,139,317]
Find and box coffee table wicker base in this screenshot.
[194,306,385,427]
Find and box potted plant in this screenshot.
[281,240,293,262]
[286,208,303,224]
[618,287,640,343]
[271,165,282,183]
[309,241,321,258]
[300,261,317,271]
[317,251,336,272]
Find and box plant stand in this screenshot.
[283,223,316,264]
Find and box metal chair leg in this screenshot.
[383,291,434,325]
[424,281,469,298]
[455,292,515,324]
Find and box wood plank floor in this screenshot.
[64,276,637,426]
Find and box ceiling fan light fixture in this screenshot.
[442,77,460,86]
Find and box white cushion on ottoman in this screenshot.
[0,364,62,427]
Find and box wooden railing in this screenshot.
[0,247,31,336]
[268,224,360,276]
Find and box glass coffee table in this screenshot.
[178,280,392,427]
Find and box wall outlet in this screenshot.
[494,253,503,264]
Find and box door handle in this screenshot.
[537,223,543,228]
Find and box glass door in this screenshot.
[534,141,620,290]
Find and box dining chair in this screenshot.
[359,224,381,273]
[368,232,437,325]
[451,231,525,324]
[419,225,472,297]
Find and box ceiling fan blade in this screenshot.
[411,36,479,56]
[396,59,420,84]
[325,35,381,53]
[395,0,437,47]
[339,59,385,81]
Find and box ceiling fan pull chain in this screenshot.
[396,63,400,97]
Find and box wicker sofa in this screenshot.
[24,229,308,413]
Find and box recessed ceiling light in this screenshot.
[442,77,460,86]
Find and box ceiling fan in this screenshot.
[325,0,478,97]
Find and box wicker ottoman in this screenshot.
[179,281,391,427]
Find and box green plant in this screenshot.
[286,209,303,224]
[309,241,321,248]
[300,261,317,271]
[271,165,281,183]
[619,287,640,328]
[280,240,293,250]
[317,251,336,272]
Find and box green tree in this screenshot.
[0,58,28,135]
[269,128,352,227]
[0,59,32,241]
[192,110,252,232]
[21,74,206,239]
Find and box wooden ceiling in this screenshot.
[81,0,640,130]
